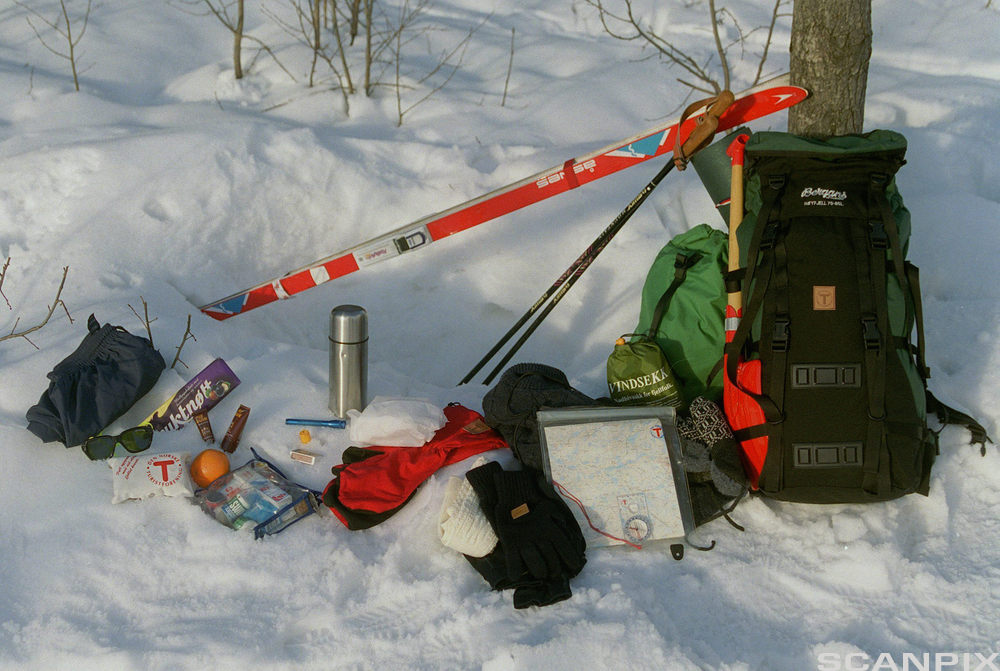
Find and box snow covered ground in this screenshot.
[1,1,998,669]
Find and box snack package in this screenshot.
[195,452,320,539]
[143,358,240,431]
[109,452,195,504]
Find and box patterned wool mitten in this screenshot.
[678,396,747,498]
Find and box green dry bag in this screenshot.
[633,223,728,407]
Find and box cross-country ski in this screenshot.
[199,75,807,320]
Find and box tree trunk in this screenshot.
[233,0,245,80]
[788,0,871,137]
[364,0,373,96]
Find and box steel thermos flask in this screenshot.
[329,305,368,418]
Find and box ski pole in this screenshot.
[479,159,677,385]
[456,162,674,385]
[461,91,736,386]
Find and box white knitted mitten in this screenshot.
[438,459,498,557]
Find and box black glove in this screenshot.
[467,463,585,582]
[512,576,572,609]
[463,550,519,591]
[466,461,503,527]
[463,552,572,608]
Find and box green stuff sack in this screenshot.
[606,334,682,407]
[633,223,728,407]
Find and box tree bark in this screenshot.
[788,0,872,137]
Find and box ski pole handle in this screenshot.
[674,90,736,169]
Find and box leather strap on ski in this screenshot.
[673,91,736,170]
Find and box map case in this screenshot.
[537,406,695,549]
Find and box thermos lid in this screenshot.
[330,305,368,344]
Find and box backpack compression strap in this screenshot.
[903,264,993,451]
[644,252,725,392]
[926,392,994,453]
[724,173,785,429]
[644,252,704,339]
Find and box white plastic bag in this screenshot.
[109,452,195,504]
[347,397,446,447]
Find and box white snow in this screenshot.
[1,1,999,669]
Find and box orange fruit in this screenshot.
[190,449,230,488]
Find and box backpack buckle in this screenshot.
[870,172,889,188]
[869,219,888,249]
[771,316,790,352]
[861,315,881,350]
[673,252,702,276]
[760,220,780,250]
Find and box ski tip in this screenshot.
[199,294,250,320]
[200,307,237,321]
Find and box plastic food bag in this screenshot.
[347,396,446,447]
[196,452,319,539]
[110,452,195,504]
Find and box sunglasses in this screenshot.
[82,425,155,460]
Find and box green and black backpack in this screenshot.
[725,130,990,503]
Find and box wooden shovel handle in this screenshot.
[727,133,750,310]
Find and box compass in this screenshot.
[623,514,652,544]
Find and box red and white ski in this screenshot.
[200,76,807,320]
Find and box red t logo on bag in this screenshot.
[147,455,184,486]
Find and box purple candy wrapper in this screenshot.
[143,358,240,431]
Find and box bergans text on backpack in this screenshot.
[725,130,989,503]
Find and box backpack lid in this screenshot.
[745,129,907,159]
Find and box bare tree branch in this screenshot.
[263,0,347,93]
[175,0,295,82]
[753,0,790,86]
[390,1,488,125]
[128,296,157,348]
[0,257,12,310]
[170,314,197,369]
[501,26,515,107]
[0,266,73,348]
[580,0,789,96]
[14,0,92,91]
[707,0,730,91]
